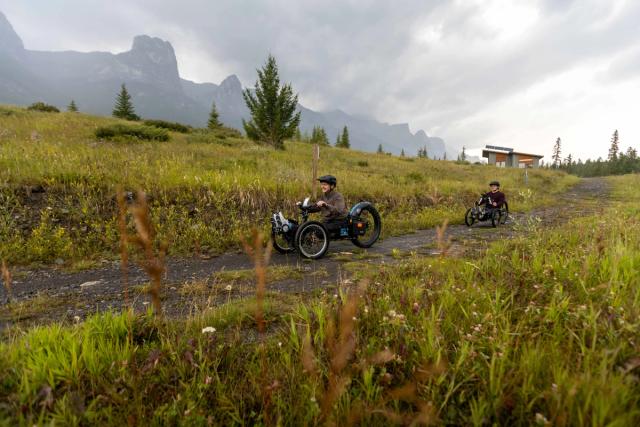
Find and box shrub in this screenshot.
[143,119,191,133]
[357,160,369,167]
[26,102,60,113]
[95,123,169,141]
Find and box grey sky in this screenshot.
[2,0,639,160]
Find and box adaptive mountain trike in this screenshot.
[464,194,509,227]
[270,197,382,259]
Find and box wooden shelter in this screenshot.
[482,145,543,168]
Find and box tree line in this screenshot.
[548,131,639,177]
[107,54,353,149]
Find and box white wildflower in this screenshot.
[201,326,216,334]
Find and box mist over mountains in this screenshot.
[0,11,446,157]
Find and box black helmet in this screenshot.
[489,180,500,187]
[318,175,337,186]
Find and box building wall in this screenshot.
[487,152,497,165]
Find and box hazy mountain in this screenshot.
[0,11,446,157]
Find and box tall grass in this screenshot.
[0,106,578,265]
[1,176,638,424]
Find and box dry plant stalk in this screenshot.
[435,219,451,257]
[241,229,272,335]
[241,229,275,423]
[1,260,12,302]
[426,187,444,207]
[303,280,369,424]
[129,191,166,316]
[116,188,130,307]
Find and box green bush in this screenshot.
[95,123,169,141]
[143,119,191,133]
[27,102,60,113]
[210,126,242,138]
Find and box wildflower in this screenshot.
[535,413,549,425]
[73,315,81,322]
[388,309,397,318]
[364,306,369,314]
[202,326,216,334]
[310,396,317,403]
[225,285,233,292]
[278,342,282,348]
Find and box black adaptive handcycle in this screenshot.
[270,197,382,259]
[464,194,509,227]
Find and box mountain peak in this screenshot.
[0,11,24,53]
[130,35,176,65]
[220,74,242,90]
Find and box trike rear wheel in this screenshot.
[351,205,382,248]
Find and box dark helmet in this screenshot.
[489,180,500,187]
[318,175,337,186]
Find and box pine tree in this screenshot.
[336,126,350,148]
[335,134,341,146]
[443,152,447,161]
[552,137,562,168]
[242,55,301,149]
[400,149,405,157]
[461,146,467,161]
[377,144,384,154]
[112,84,139,121]
[207,102,222,129]
[311,126,329,145]
[294,127,302,141]
[417,145,429,158]
[608,130,619,161]
[67,100,78,112]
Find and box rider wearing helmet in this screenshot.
[484,180,505,209]
[313,175,348,227]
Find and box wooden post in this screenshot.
[312,144,319,199]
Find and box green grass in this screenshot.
[1,175,637,425]
[0,105,578,266]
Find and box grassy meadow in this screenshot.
[0,174,638,425]
[0,105,578,266]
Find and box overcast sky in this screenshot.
[2,0,639,160]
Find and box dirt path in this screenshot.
[0,178,609,329]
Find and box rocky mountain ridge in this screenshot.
[0,11,446,156]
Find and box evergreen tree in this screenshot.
[400,149,405,157]
[242,55,301,149]
[552,137,562,168]
[336,126,350,148]
[443,152,447,161]
[112,84,139,121]
[417,145,429,158]
[608,130,619,161]
[310,126,329,145]
[207,102,222,129]
[67,100,78,112]
[335,134,341,146]
[461,146,467,161]
[377,144,384,154]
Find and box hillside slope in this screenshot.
[0,106,576,265]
